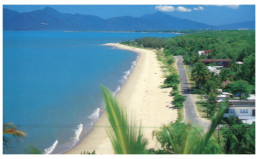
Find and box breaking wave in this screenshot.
[88,108,100,126]
[44,140,58,154]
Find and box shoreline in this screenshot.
[66,43,178,154]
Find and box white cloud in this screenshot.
[155,5,175,12]
[216,5,240,9]
[176,6,192,12]
[193,6,204,11]
[155,5,193,12]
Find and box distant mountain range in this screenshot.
[217,20,255,30]
[3,7,255,31]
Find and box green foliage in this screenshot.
[191,62,210,89]
[122,30,255,86]
[153,104,226,154]
[226,80,253,98]
[153,121,192,154]
[173,93,186,109]
[219,68,234,82]
[163,73,180,88]
[25,146,42,154]
[162,30,255,85]
[166,58,174,65]
[203,78,218,95]
[221,121,255,154]
[101,86,147,154]
[81,150,96,154]
[121,37,164,49]
[3,123,27,150]
[241,54,255,85]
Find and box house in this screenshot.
[200,59,232,68]
[217,92,232,102]
[224,99,255,124]
[207,66,222,75]
[217,89,223,94]
[198,50,212,57]
[217,94,229,101]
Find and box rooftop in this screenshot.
[201,59,232,62]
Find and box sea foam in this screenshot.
[44,140,58,154]
[73,124,83,142]
[88,108,100,126]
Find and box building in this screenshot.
[207,66,222,75]
[200,59,232,68]
[198,50,212,57]
[236,61,243,65]
[217,91,232,102]
[224,99,255,124]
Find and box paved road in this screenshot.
[174,56,211,130]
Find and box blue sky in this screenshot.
[4,5,255,25]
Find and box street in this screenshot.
[174,56,211,130]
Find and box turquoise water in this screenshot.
[3,31,178,154]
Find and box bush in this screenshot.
[164,73,180,87]
[173,93,186,109]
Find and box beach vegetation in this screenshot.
[81,150,96,154]
[162,73,180,88]
[152,103,227,154]
[172,93,186,109]
[101,85,228,154]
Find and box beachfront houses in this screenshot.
[223,96,255,124]
[200,59,232,68]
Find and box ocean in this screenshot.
[3,31,179,154]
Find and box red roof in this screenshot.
[204,50,212,53]
[201,59,232,62]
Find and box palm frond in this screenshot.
[101,85,147,154]
[3,123,27,137]
[198,101,227,153]
[3,122,27,150]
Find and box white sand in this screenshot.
[67,43,178,154]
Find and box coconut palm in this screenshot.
[191,62,210,89]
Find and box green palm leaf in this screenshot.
[101,85,147,154]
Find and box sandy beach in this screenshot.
[67,43,178,154]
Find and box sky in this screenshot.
[3,5,255,26]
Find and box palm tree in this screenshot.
[191,62,210,90]
[3,123,26,150]
[101,85,227,154]
[154,103,227,154]
[101,86,147,154]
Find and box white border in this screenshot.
[0,0,258,159]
